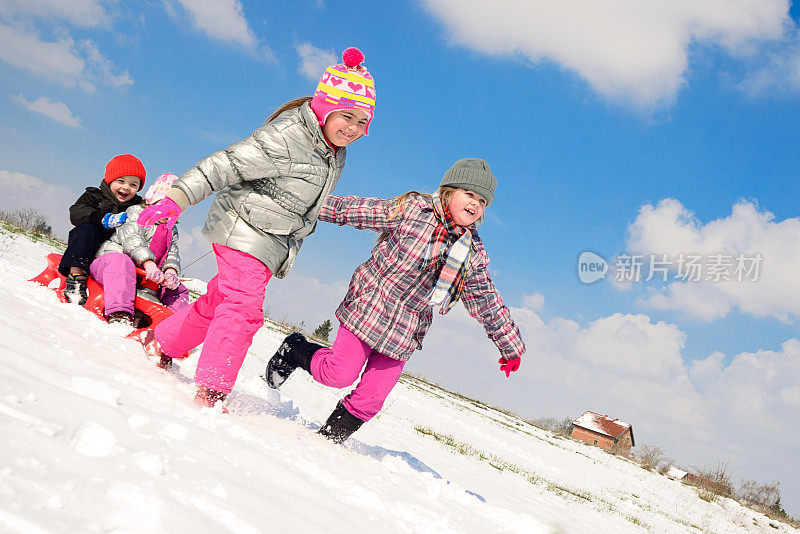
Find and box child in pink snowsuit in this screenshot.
[266,158,525,443]
[136,48,377,409]
[90,173,190,326]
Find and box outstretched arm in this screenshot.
[117,209,157,267]
[142,127,284,227]
[318,194,402,234]
[461,252,526,367]
[168,131,282,210]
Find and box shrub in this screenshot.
[688,460,734,502]
[737,479,781,510]
[553,417,574,436]
[636,444,673,472]
[529,416,573,436]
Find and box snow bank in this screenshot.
[0,231,794,533]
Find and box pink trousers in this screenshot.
[90,252,190,316]
[311,326,406,421]
[154,244,272,394]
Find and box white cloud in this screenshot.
[409,307,695,430]
[0,22,132,91]
[688,350,725,389]
[421,0,790,109]
[170,0,257,50]
[296,42,336,81]
[0,0,108,27]
[0,170,78,238]
[737,34,800,96]
[12,94,81,128]
[80,39,133,88]
[522,291,545,312]
[0,22,86,88]
[689,339,800,457]
[626,198,800,322]
[574,313,686,378]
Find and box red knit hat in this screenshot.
[104,154,146,187]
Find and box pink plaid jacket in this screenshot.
[319,194,525,362]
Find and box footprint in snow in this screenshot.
[70,421,117,457]
[71,376,121,406]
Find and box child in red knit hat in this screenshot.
[90,172,190,327]
[59,154,145,305]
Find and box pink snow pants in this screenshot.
[89,253,190,316]
[154,244,272,394]
[311,326,406,421]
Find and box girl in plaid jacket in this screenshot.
[266,158,525,443]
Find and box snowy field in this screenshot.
[0,230,796,534]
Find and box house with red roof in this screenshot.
[571,411,635,454]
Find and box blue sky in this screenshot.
[2,0,800,515]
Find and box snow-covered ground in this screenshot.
[0,230,796,534]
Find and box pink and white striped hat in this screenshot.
[309,47,376,135]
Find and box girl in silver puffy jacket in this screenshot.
[90,173,190,326]
[136,48,377,408]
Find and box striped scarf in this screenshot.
[421,192,472,314]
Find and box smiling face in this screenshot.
[447,188,486,227]
[108,175,141,202]
[321,110,368,147]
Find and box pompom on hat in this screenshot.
[104,154,146,188]
[309,47,376,135]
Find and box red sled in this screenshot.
[30,252,186,352]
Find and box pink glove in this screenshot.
[137,197,182,229]
[499,357,521,378]
[162,270,180,290]
[143,262,165,284]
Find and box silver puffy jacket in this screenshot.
[95,204,181,273]
[168,103,346,278]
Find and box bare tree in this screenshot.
[737,479,781,509]
[529,416,573,436]
[690,459,735,502]
[0,208,53,236]
[636,444,673,472]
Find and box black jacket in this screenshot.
[69,181,142,239]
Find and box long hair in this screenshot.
[264,96,313,126]
[376,186,462,243]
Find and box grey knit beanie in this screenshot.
[439,158,497,206]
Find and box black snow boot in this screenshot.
[64,273,88,305]
[106,311,134,327]
[318,402,365,444]
[265,332,321,389]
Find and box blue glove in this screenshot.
[102,212,127,229]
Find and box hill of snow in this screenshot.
[0,230,796,533]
